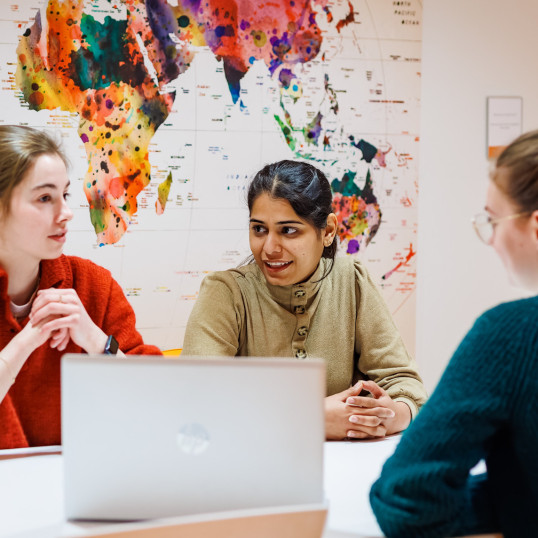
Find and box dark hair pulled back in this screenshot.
[247,160,337,278]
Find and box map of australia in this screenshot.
[9,0,421,352]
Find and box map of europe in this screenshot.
[3,0,421,352]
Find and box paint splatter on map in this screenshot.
[8,0,421,352]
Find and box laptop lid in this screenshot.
[61,355,325,521]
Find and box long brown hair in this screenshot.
[0,125,68,215]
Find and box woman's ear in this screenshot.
[323,213,338,247]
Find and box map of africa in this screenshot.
[2,0,421,353]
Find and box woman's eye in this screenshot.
[38,195,52,203]
[282,227,297,235]
[63,192,71,200]
[251,225,266,233]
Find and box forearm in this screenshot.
[371,471,498,538]
[0,335,36,401]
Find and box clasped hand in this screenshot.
[26,288,106,354]
[325,380,410,440]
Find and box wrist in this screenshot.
[82,329,108,355]
[1,335,33,381]
[389,401,411,434]
[9,327,39,360]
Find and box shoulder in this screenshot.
[63,255,112,278]
[189,266,263,325]
[318,258,379,299]
[481,294,538,318]
[40,255,113,289]
[63,256,114,293]
[330,258,380,298]
[447,295,538,385]
[201,264,263,292]
[325,256,358,281]
[329,257,374,282]
[473,295,538,337]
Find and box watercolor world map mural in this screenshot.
[3,0,421,352]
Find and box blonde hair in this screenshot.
[0,125,68,214]
[493,130,538,213]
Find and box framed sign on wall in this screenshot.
[486,96,522,159]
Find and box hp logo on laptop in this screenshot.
[176,423,210,455]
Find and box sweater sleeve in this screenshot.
[100,276,161,356]
[354,262,427,417]
[369,309,519,538]
[182,272,244,356]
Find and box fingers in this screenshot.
[349,410,396,427]
[49,328,69,350]
[348,406,395,419]
[346,426,387,439]
[346,422,387,439]
[345,381,388,407]
[347,411,388,438]
[39,314,81,335]
[346,430,371,440]
[345,395,378,408]
[56,333,71,351]
[360,380,386,398]
[31,289,78,315]
[341,381,363,400]
[351,380,363,392]
[30,303,77,326]
[31,288,80,326]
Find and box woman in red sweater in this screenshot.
[0,125,160,449]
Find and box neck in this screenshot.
[0,256,40,306]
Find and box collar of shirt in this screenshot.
[255,258,327,313]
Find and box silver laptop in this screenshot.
[61,355,325,521]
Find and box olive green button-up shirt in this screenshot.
[182,257,427,417]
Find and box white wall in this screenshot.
[417,0,538,392]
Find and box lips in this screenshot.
[264,260,292,273]
[265,261,291,267]
[49,230,68,242]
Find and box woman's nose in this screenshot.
[263,232,282,255]
[57,198,74,223]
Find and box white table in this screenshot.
[0,438,400,538]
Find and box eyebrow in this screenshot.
[32,181,71,191]
[249,218,304,225]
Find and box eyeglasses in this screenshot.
[471,212,530,244]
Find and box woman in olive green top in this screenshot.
[183,160,427,440]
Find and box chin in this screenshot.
[42,251,64,260]
[264,274,293,286]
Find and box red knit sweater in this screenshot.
[0,255,161,449]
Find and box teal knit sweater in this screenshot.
[370,295,538,537]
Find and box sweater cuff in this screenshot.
[394,396,418,420]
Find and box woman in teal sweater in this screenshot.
[370,130,538,537]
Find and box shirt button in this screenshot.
[294,305,305,315]
[294,289,306,298]
[297,326,308,337]
[295,349,307,359]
